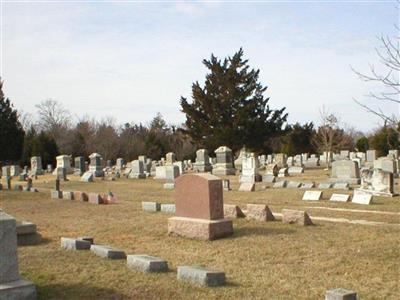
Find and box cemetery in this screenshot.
[1,2,399,299]
[0,147,399,299]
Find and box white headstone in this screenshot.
[302,191,322,201]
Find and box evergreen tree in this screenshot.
[180,48,287,154]
[0,79,25,163]
[281,122,316,155]
[356,136,369,152]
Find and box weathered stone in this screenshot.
[288,166,304,174]
[318,182,333,189]
[333,182,350,190]
[90,245,126,259]
[211,146,235,176]
[73,191,88,201]
[300,182,315,189]
[17,232,42,246]
[273,180,287,188]
[262,174,276,183]
[165,165,180,182]
[60,237,91,250]
[142,201,161,212]
[165,152,176,165]
[163,183,175,189]
[329,160,360,184]
[277,168,289,177]
[265,164,278,176]
[127,255,168,273]
[302,191,322,201]
[223,205,245,219]
[239,153,261,183]
[30,156,43,176]
[53,155,72,174]
[88,153,104,177]
[282,209,313,226]
[74,156,85,176]
[128,160,146,179]
[325,288,357,300]
[0,212,37,299]
[88,193,103,204]
[193,149,213,172]
[81,171,94,182]
[238,182,255,192]
[330,194,350,202]
[51,190,62,199]
[62,191,74,200]
[246,204,275,221]
[352,191,372,205]
[287,181,302,188]
[177,266,225,287]
[160,204,176,214]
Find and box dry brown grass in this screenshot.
[0,170,399,300]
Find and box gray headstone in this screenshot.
[177,266,225,287]
[90,245,126,259]
[60,237,91,250]
[127,255,168,273]
[325,288,357,300]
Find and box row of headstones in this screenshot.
[272,180,349,190]
[60,236,226,287]
[302,190,373,205]
[0,177,38,192]
[51,189,116,204]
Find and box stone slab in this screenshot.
[352,192,372,205]
[62,191,74,200]
[262,174,276,183]
[282,209,313,226]
[0,279,37,300]
[163,183,175,189]
[325,288,357,300]
[177,266,225,287]
[302,191,322,201]
[90,245,126,259]
[333,182,350,190]
[318,183,333,189]
[78,237,94,244]
[300,183,315,189]
[88,193,103,205]
[223,205,245,219]
[142,202,161,212]
[246,204,275,221]
[0,212,20,283]
[238,182,255,192]
[73,191,88,201]
[168,217,233,240]
[330,194,350,202]
[16,221,36,235]
[51,190,62,199]
[17,233,42,246]
[160,204,176,214]
[60,237,91,250]
[127,255,168,273]
[273,180,287,188]
[287,181,302,188]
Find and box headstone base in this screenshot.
[168,217,233,240]
[328,178,360,185]
[0,279,37,300]
[211,168,236,176]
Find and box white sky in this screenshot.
[2,1,399,132]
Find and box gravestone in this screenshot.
[168,173,233,240]
[366,150,376,162]
[165,152,176,165]
[301,182,315,189]
[340,150,349,159]
[288,166,304,174]
[234,148,247,170]
[287,181,302,188]
[211,146,236,176]
[193,149,212,172]
[302,191,322,201]
[127,255,168,273]
[89,153,104,177]
[278,168,289,177]
[128,160,146,179]
[325,288,357,300]
[116,158,124,171]
[282,209,313,226]
[10,165,21,177]
[352,191,372,205]
[329,160,360,184]
[239,153,261,183]
[273,180,287,188]
[80,171,94,182]
[246,204,275,221]
[53,155,72,174]
[30,156,43,175]
[163,165,179,189]
[177,266,225,287]
[0,212,37,299]
[238,182,255,192]
[265,164,278,176]
[358,159,396,197]
[274,153,287,169]
[330,194,350,202]
[57,167,67,181]
[2,166,10,177]
[222,179,231,191]
[318,182,333,189]
[74,156,85,176]
[223,204,245,218]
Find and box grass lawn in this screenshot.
[1,169,399,299]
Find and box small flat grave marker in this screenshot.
[302,191,322,201]
[177,266,225,287]
[90,245,126,259]
[352,192,372,205]
[127,255,168,273]
[238,182,255,192]
[330,193,350,202]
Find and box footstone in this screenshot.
[318,182,333,189]
[0,279,37,300]
[51,190,62,199]
[168,217,233,240]
[90,245,126,259]
[282,209,313,226]
[223,204,245,219]
[262,174,276,183]
[325,288,357,300]
[302,191,322,201]
[127,255,168,273]
[333,182,350,190]
[62,191,74,200]
[16,221,36,235]
[301,182,315,189]
[17,233,42,246]
[142,201,161,212]
[273,180,287,188]
[60,237,91,250]
[287,181,302,188]
[160,204,175,214]
[88,193,103,204]
[238,182,255,192]
[352,191,373,205]
[78,237,94,244]
[246,204,275,221]
[73,191,88,201]
[330,194,350,202]
[177,266,225,287]
[163,183,175,189]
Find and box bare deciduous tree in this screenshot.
[352,18,399,127]
[35,99,71,133]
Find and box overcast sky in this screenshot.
[2,1,399,132]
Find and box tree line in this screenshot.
[1,49,398,167]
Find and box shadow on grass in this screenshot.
[231,226,296,238]
[38,283,128,300]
